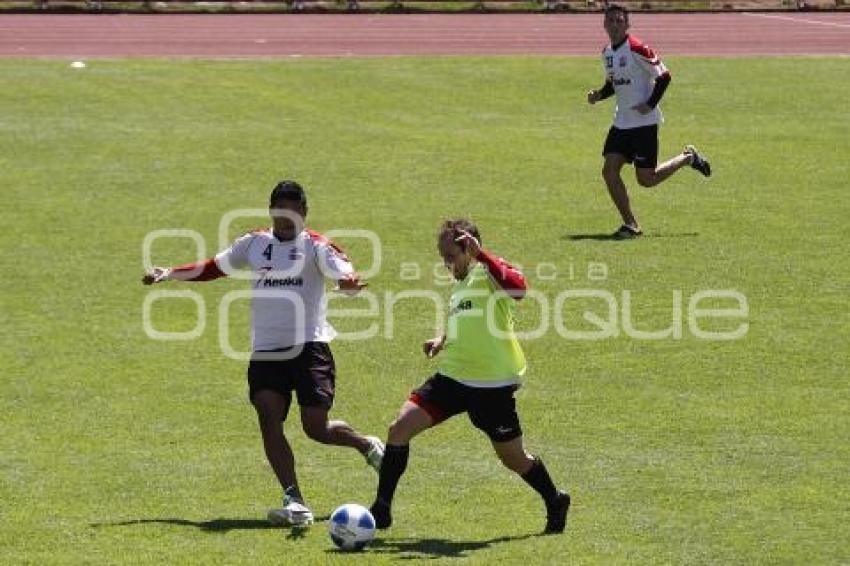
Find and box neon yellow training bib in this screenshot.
[437,263,526,386]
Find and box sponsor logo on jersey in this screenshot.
[262,276,304,287]
[613,77,632,86]
[256,267,304,287]
[288,249,304,260]
[449,299,474,316]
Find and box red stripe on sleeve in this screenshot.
[306,228,350,261]
[476,250,527,299]
[628,35,658,61]
[171,258,226,282]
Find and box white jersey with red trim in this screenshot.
[214,228,354,351]
[602,35,669,129]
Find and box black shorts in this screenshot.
[603,124,659,169]
[409,373,523,442]
[247,342,336,416]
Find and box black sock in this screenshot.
[375,443,409,506]
[521,457,558,505]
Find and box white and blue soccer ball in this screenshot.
[328,503,376,551]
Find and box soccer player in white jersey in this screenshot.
[587,4,712,239]
[142,181,384,527]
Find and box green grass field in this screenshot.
[2,56,848,564]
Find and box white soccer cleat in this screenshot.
[364,436,385,473]
[268,499,314,527]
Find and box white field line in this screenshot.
[742,12,850,29]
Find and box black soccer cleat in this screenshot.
[684,145,711,177]
[544,491,571,534]
[612,224,643,240]
[370,499,392,530]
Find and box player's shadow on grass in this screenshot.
[565,232,699,241]
[92,515,329,534]
[346,533,542,559]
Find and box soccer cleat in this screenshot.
[364,436,385,473]
[267,502,314,527]
[268,491,314,527]
[612,224,643,240]
[684,145,711,177]
[369,499,392,530]
[544,491,571,534]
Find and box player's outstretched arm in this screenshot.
[422,335,446,358]
[335,273,368,296]
[141,258,226,285]
[142,267,171,285]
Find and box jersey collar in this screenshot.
[272,228,306,243]
[610,34,629,51]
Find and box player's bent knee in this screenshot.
[387,419,414,444]
[636,171,658,187]
[497,451,529,474]
[386,420,407,443]
[304,427,330,444]
[302,421,331,443]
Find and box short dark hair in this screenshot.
[438,218,482,247]
[269,180,307,207]
[604,3,629,20]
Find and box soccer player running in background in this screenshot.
[142,180,384,527]
[369,219,570,534]
[587,4,711,239]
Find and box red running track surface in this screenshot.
[0,12,848,58]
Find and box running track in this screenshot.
[0,12,848,57]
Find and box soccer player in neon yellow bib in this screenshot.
[370,219,570,534]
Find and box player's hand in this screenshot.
[142,267,170,285]
[587,89,601,104]
[422,336,445,359]
[454,230,481,257]
[336,273,368,296]
[632,103,652,115]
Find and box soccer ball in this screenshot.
[328,503,376,551]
